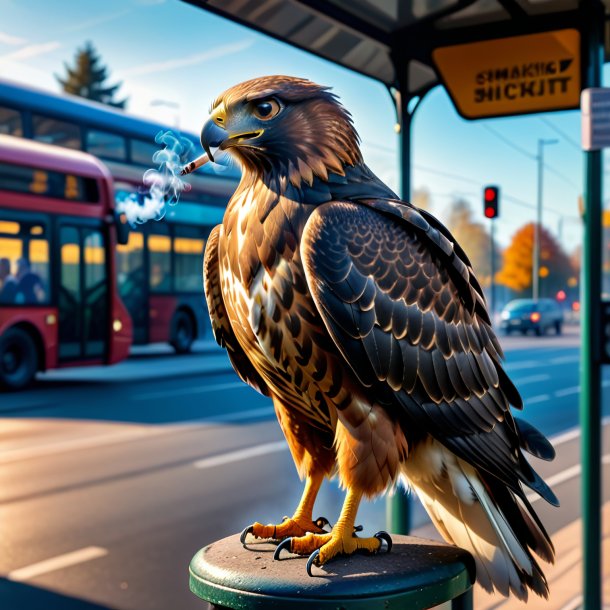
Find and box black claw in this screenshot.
[240,525,254,545]
[315,516,332,532]
[353,524,363,533]
[374,531,393,553]
[306,549,320,576]
[273,537,293,560]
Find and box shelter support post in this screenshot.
[580,2,604,610]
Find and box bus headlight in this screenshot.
[113,319,123,333]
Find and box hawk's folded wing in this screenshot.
[204,225,270,396]
[301,199,557,505]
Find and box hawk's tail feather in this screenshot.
[404,439,553,601]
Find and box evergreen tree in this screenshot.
[56,42,127,109]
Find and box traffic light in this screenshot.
[483,185,499,219]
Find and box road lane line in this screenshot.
[8,546,108,582]
[554,386,580,398]
[550,355,580,364]
[505,361,542,371]
[527,453,610,503]
[193,440,287,470]
[526,394,551,404]
[549,416,610,447]
[183,406,275,425]
[512,374,551,385]
[0,428,166,465]
[133,381,245,401]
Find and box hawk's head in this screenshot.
[200,75,362,186]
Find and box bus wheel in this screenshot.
[0,327,38,390]
[171,311,194,354]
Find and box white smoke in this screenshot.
[115,130,194,225]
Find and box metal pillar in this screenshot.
[580,3,604,609]
[490,218,496,319]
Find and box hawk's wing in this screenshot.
[204,225,270,396]
[301,199,557,505]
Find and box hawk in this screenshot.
[198,75,557,600]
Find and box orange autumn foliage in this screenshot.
[496,223,572,295]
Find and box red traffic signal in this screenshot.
[483,185,499,219]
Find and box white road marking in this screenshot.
[0,427,166,465]
[554,386,580,397]
[0,406,276,465]
[184,406,275,425]
[527,453,610,503]
[8,546,108,582]
[193,440,287,470]
[550,355,580,364]
[512,374,551,385]
[505,360,542,371]
[549,415,610,447]
[133,381,245,401]
[526,394,551,404]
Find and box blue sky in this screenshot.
[1,0,599,252]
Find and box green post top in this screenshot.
[189,533,475,610]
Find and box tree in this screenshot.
[412,187,431,211]
[496,223,572,296]
[444,199,499,288]
[56,42,127,108]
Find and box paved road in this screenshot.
[0,325,608,609]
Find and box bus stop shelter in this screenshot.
[181,1,608,607]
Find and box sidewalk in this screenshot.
[37,340,233,384]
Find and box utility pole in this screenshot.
[533,138,557,301]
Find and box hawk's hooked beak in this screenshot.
[180,119,227,176]
[200,119,227,163]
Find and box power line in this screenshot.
[482,123,580,191]
[481,124,537,160]
[413,164,481,186]
[538,117,581,151]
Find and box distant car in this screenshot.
[500,298,564,336]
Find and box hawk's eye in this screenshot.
[253,99,280,120]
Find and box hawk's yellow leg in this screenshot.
[274,488,392,572]
[240,471,328,543]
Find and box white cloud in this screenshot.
[121,39,254,77]
[0,32,27,46]
[61,9,133,34]
[0,41,61,62]
[0,60,58,92]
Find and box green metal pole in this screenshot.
[386,89,413,535]
[580,3,604,609]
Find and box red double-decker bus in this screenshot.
[0,135,132,389]
[0,78,238,354]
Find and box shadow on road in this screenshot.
[0,578,117,610]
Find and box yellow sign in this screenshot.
[433,30,581,119]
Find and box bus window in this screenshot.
[86,129,127,161]
[83,230,107,357]
[0,106,23,137]
[131,139,158,166]
[148,227,171,293]
[0,217,49,305]
[174,226,204,293]
[33,115,81,150]
[117,231,147,343]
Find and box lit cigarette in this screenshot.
[180,153,210,176]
